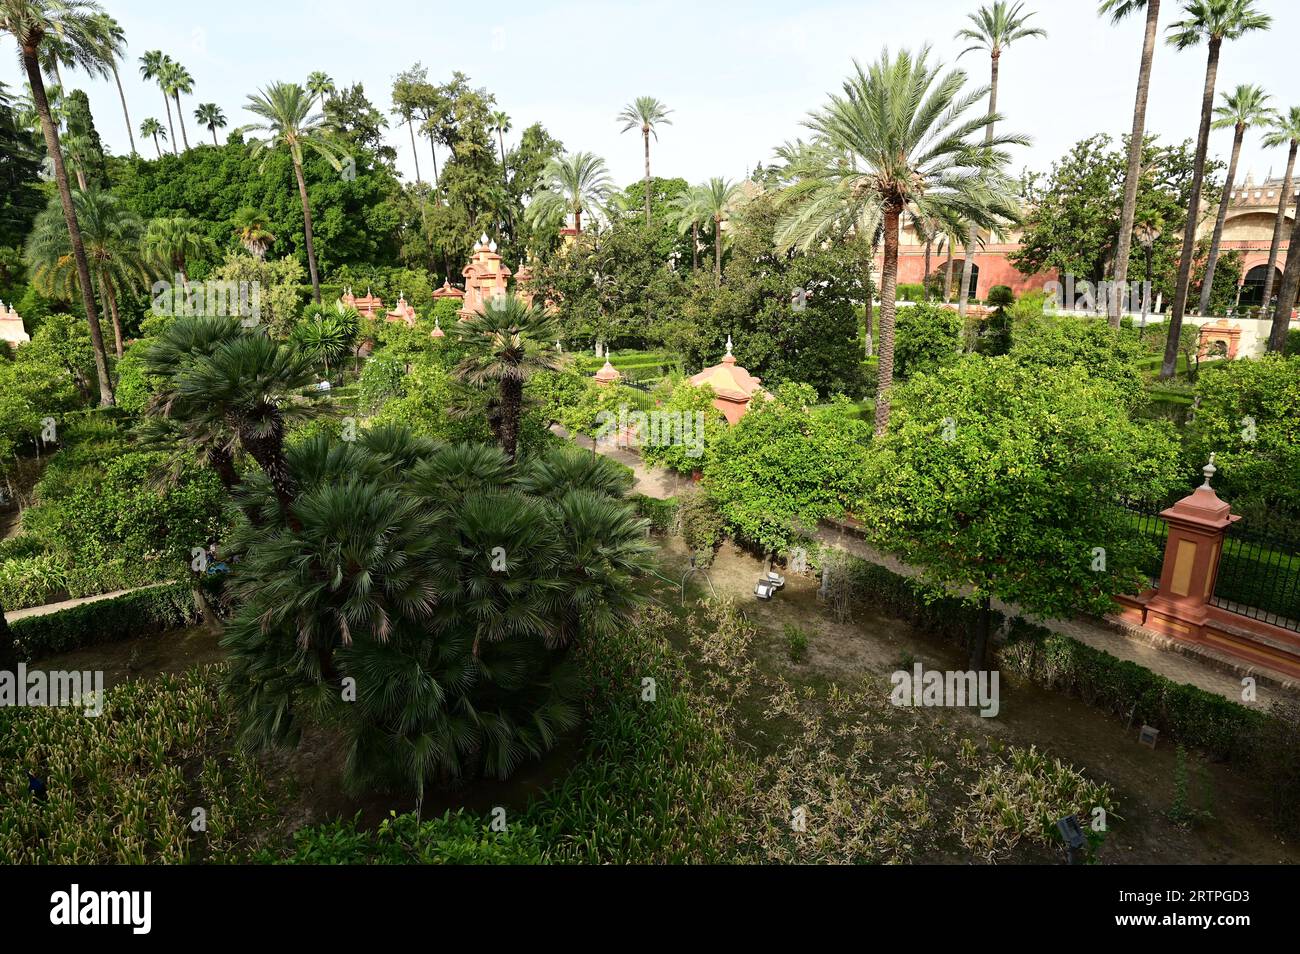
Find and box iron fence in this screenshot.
[1118,496,1169,590]
[1210,520,1300,633]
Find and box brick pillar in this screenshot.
[1143,457,1239,641]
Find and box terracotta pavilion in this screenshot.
[341,287,384,320]
[385,294,417,327]
[459,234,511,319]
[0,300,30,346]
[689,336,768,424]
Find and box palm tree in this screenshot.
[175,332,325,518]
[139,116,165,158]
[453,292,562,459]
[144,214,215,285]
[617,96,673,225]
[235,82,344,304]
[668,183,714,272]
[953,2,1045,321]
[525,150,613,237]
[1197,83,1273,316]
[1101,0,1163,326]
[1161,0,1272,379]
[232,206,275,260]
[138,315,247,489]
[139,49,177,155]
[3,0,115,405]
[26,187,147,358]
[1256,106,1300,315]
[306,71,333,112]
[160,59,192,150]
[491,109,510,170]
[194,101,225,145]
[776,47,1024,436]
[89,12,133,155]
[699,177,742,282]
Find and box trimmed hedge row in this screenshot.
[632,494,679,534]
[10,581,203,661]
[813,544,1271,763]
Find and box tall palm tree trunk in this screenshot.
[714,216,723,281]
[959,50,1001,320]
[944,242,955,303]
[174,94,190,150]
[1198,125,1244,316]
[152,133,161,159]
[103,272,124,358]
[407,117,422,183]
[1163,38,1222,379]
[111,65,137,156]
[873,202,903,436]
[210,126,217,147]
[1269,208,1300,351]
[1110,0,1160,327]
[923,239,932,297]
[22,49,113,406]
[1261,140,1296,309]
[643,127,652,224]
[293,157,323,304]
[692,222,699,271]
[162,92,177,155]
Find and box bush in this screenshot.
[10,582,202,661]
[784,623,809,662]
[678,489,726,564]
[897,283,927,302]
[631,494,678,534]
[894,302,962,378]
[260,810,544,864]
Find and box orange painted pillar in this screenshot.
[1143,458,1239,641]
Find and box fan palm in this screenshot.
[138,315,247,488]
[617,96,673,225]
[89,12,132,155]
[25,187,147,358]
[159,58,192,150]
[174,332,326,518]
[1262,107,1300,348]
[194,101,225,146]
[776,47,1024,435]
[1161,0,1272,379]
[139,116,164,157]
[232,205,275,260]
[953,2,1046,322]
[525,150,612,237]
[1100,0,1163,326]
[291,307,353,376]
[139,49,177,155]
[234,82,344,304]
[3,0,115,405]
[144,214,215,285]
[1197,83,1273,316]
[453,292,562,460]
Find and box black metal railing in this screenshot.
[1210,520,1300,633]
[1118,496,1169,590]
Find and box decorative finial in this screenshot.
[489,240,497,253]
[479,233,490,247]
[725,334,733,356]
[556,340,562,352]
[1201,453,1217,488]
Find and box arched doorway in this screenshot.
[1238,263,1281,309]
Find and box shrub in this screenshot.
[259,810,544,864]
[894,302,962,378]
[631,494,678,534]
[10,582,201,661]
[678,489,726,564]
[783,623,809,662]
[897,283,927,302]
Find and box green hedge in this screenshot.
[632,494,678,534]
[814,544,1270,763]
[10,581,203,661]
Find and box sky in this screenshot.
[4,0,1299,191]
